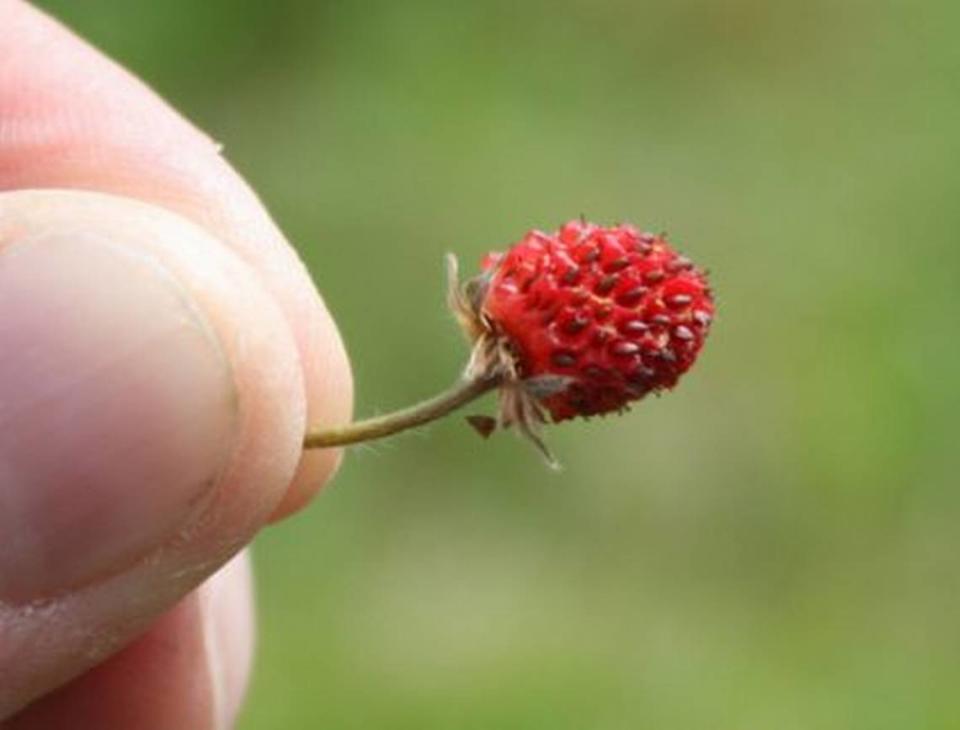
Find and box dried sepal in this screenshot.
[446,253,561,466]
[465,414,497,439]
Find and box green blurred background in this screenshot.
[35,0,960,727]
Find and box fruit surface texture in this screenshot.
[481,220,714,421]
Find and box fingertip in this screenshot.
[269,320,354,521]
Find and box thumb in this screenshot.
[0,190,311,715]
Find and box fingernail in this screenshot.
[0,231,238,601]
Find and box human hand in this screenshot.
[0,1,353,726]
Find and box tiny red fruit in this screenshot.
[447,219,714,460]
[307,218,715,465]
[480,220,714,421]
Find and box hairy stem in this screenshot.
[303,374,501,448]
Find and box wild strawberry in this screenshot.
[307,219,715,467]
[444,219,714,461]
[479,219,713,420]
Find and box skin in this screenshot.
[0,1,354,727]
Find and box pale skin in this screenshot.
[0,1,354,727]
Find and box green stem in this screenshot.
[303,374,501,449]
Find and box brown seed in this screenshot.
[605,257,630,273]
[595,304,613,320]
[551,351,578,368]
[595,274,619,296]
[561,268,581,286]
[629,366,657,382]
[621,319,650,334]
[581,246,600,264]
[693,310,713,326]
[570,289,590,305]
[611,340,641,357]
[644,269,666,284]
[616,285,648,306]
[583,365,609,380]
[667,293,693,308]
[563,314,590,334]
[667,256,693,273]
[651,314,672,327]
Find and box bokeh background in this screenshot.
[35,1,960,727]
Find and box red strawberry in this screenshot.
[306,219,715,465]
[474,220,714,422]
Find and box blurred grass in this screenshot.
[35,0,960,727]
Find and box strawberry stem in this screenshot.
[303,374,502,449]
